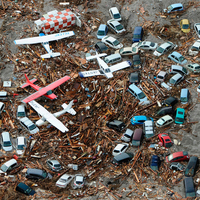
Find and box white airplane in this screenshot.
[14,31,75,58]
[79,52,132,79]
[28,100,76,133]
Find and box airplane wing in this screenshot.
[22,75,70,103]
[79,70,104,78]
[14,31,75,45]
[109,60,132,72]
[28,100,69,133]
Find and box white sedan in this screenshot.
[112,143,129,157]
[194,23,200,38]
[156,115,173,127]
[109,7,121,21]
[188,40,200,56]
[132,41,158,51]
[56,174,74,188]
[107,19,125,34]
[153,41,176,57]
[115,46,139,56]
[102,36,123,49]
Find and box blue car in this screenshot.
[132,26,143,43]
[97,24,108,39]
[175,108,185,124]
[131,115,153,126]
[164,3,184,13]
[168,51,187,65]
[150,155,161,171]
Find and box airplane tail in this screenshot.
[41,52,61,59]
[62,100,76,115]
[86,52,107,61]
[21,74,37,88]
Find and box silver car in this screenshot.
[19,117,39,134]
[102,36,123,49]
[46,160,62,171]
[107,19,125,34]
[73,174,85,189]
[153,41,176,57]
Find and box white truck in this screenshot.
[34,9,81,34]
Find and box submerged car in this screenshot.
[132,54,142,69]
[102,36,123,49]
[166,151,190,163]
[107,19,125,34]
[25,168,52,180]
[188,40,200,56]
[158,133,173,148]
[156,115,173,127]
[112,152,134,165]
[175,108,185,124]
[16,182,36,196]
[157,106,175,116]
[170,162,185,171]
[185,156,199,177]
[106,120,126,132]
[95,42,108,53]
[153,41,176,57]
[168,51,187,65]
[180,19,190,33]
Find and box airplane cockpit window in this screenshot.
[105,68,111,73]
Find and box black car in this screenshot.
[94,42,108,53]
[184,177,196,198]
[132,54,141,69]
[106,120,126,132]
[25,168,52,180]
[129,72,140,85]
[162,97,178,107]
[112,152,134,165]
[157,106,175,116]
[185,156,199,177]
[169,162,185,171]
[16,182,36,196]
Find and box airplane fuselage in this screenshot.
[96,57,113,78]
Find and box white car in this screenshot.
[112,143,129,157]
[153,41,176,56]
[156,71,167,82]
[188,40,200,56]
[19,117,39,134]
[109,7,121,21]
[102,36,123,49]
[107,19,125,34]
[156,115,173,127]
[16,136,26,155]
[56,174,74,188]
[73,174,85,189]
[132,41,158,51]
[194,23,200,38]
[115,46,139,56]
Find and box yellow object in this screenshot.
[180,19,190,33]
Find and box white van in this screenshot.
[104,53,122,64]
[16,136,26,155]
[0,159,18,173]
[17,104,26,119]
[1,132,12,151]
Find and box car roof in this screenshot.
[49,160,60,164]
[17,105,25,112]
[114,152,133,160]
[111,120,124,125]
[108,19,120,26]
[104,36,116,42]
[110,7,119,14]
[75,175,83,181]
[122,47,133,51]
[115,143,127,150]
[27,168,43,175]
[134,115,147,120]
[172,151,188,157]
[17,136,25,145]
[181,19,189,24]
[124,128,133,136]
[144,120,153,125]
[129,84,142,93]
[171,3,183,8]
[3,159,17,167]
[133,54,140,59]
[133,26,142,34]
[162,115,172,121]
[158,71,167,76]
[20,117,33,126]
[98,24,107,30]
[171,73,182,79]
[171,51,182,57]
[133,129,143,140]
[160,42,172,49]
[171,65,183,70]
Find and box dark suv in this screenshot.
[106,120,126,132]
[112,152,134,165]
[25,168,52,180]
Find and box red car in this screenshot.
[158,133,173,148]
[166,151,190,163]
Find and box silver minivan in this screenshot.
[104,53,122,64]
[17,104,26,119]
[180,88,189,104]
[1,132,12,151]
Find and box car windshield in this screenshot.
[182,24,189,29]
[134,60,141,65]
[156,47,164,53]
[181,97,187,102]
[113,39,120,46]
[182,67,187,73]
[167,5,173,11]
[17,145,25,150]
[132,47,137,52]
[3,141,11,147]
[132,141,140,146]
[138,92,146,99]
[29,124,37,131]
[168,154,173,161]
[54,164,61,167]
[150,43,155,47]
[169,78,176,84]
[157,75,164,79]
[191,46,199,51]
[1,164,8,172]
[18,112,25,117]
[179,56,185,62]
[42,171,47,178]
[134,34,141,39]
[25,188,32,194]
[114,13,120,19]
[176,117,184,122]
[116,24,123,31]
[165,143,172,148]
[119,48,124,54]
[97,30,105,35]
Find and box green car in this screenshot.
[175,108,185,124]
